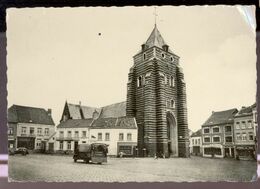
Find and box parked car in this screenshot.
[73,143,108,164]
[9,147,29,156]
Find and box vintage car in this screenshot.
[73,143,108,164]
[9,147,29,156]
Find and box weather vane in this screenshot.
[153,6,158,26]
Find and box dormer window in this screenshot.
[162,44,169,52]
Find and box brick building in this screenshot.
[126,25,189,157]
[201,109,238,158]
[190,129,202,156]
[234,103,257,160]
[7,105,55,152]
[55,101,137,156]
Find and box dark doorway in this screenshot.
[166,112,178,157]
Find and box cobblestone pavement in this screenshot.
[8,154,257,182]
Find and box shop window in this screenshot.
[67,142,71,150]
[59,142,63,150]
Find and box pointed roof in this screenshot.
[145,25,168,49]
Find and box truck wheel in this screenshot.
[74,159,77,163]
[85,159,89,164]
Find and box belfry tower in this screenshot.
[126,24,190,157]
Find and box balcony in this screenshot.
[56,137,80,141]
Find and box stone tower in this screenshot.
[126,25,190,158]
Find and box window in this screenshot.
[164,76,168,85]
[98,133,102,141]
[59,131,64,138]
[170,56,174,62]
[225,126,232,132]
[204,137,210,143]
[247,120,252,128]
[248,132,254,140]
[171,100,175,108]
[170,76,174,87]
[166,100,171,108]
[37,128,42,135]
[137,76,142,87]
[236,122,240,129]
[198,138,200,145]
[143,53,146,60]
[29,127,34,135]
[67,142,71,150]
[127,133,132,141]
[242,133,247,141]
[236,133,241,141]
[44,128,49,136]
[67,131,72,138]
[241,121,246,129]
[119,133,124,141]
[161,53,165,58]
[225,136,232,143]
[8,127,13,135]
[192,139,194,145]
[21,127,27,135]
[213,136,220,142]
[195,139,197,145]
[82,131,87,138]
[105,133,110,141]
[75,131,79,138]
[59,142,63,150]
[204,128,210,134]
[213,127,219,133]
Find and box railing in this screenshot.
[56,137,80,141]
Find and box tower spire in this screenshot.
[153,7,158,26]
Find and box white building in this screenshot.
[55,101,138,156]
[189,129,202,156]
[8,105,55,152]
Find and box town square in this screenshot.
[6,6,257,182]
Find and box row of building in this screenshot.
[189,103,258,160]
[8,101,138,157]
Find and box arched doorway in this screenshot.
[166,112,178,157]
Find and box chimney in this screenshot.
[141,44,146,51]
[47,109,52,116]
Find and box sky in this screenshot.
[6,6,256,132]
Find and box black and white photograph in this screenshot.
[6,5,258,182]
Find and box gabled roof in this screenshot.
[8,105,55,125]
[57,119,93,129]
[203,108,238,126]
[99,101,126,118]
[235,103,256,117]
[191,129,202,137]
[66,103,101,119]
[63,101,126,120]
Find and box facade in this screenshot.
[126,25,189,157]
[56,102,137,156]
[201,109,238,158]
[7,105,55,152]
[190,129,202,156]
[234,104,257,160]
